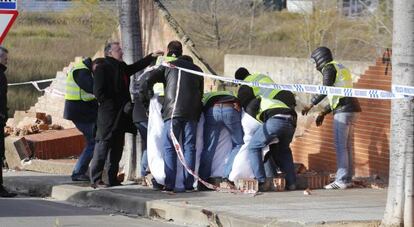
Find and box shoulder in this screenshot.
[322,64,337,76]
[193,64,202,72]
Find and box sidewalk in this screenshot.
[3,170,386,227]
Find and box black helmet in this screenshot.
[311,46,333,71]
[234,67,250,80]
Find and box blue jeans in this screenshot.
[248,116,296,186]
[72,121,96,177]
[163,118,197,190]
[333,112,357,184]
[199,106,244,180]
[135,121,148,177]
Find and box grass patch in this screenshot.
[3,2,117,115]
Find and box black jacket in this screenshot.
[311,64,361,115]
[93,54,156,140]
[144,58,204,121]
[0,64,8,127]
[0,64,5,160]
[63,60,98,123]
[131,70,153,123]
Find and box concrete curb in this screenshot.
[51,184,276,227]
[51,185,384,227]
[50,184,385,227]
[3,173,384,227]
[52,185,148,215]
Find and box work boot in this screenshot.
[258,181,271,192]
[90,181,108,189]
[0,186,17,198]
[151,178,164,190]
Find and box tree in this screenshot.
[117,0,143,181]
[118,0,142,63]
[381,0,414,226]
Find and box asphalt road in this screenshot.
[0,197,182,227]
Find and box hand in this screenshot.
[233,102,241,112]
[123,101,133,115]
[315,113,325,126]
[151,50,164,57]
[301,104,313,115]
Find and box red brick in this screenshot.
[24,128,85,159]
[272,178,285,191]
[13,137,32,160]
[236,178,258,192]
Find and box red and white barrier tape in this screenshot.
[169,69,257,195]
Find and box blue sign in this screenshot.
[0,1,17,10]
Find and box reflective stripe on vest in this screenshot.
[324,61,353,110]
[244,73,280,98]
[202,90,235,105]
[154,56,178,96]
[256,97,290,122]
[65,62,95,101]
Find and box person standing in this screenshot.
[198,91,243,190]
[130,41,182,180]
[0,46,17,197]
[90,42,162,188]
[302,46,361,190]
[143,54,204,192]
[64,57,104,182]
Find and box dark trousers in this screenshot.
[90,132,125,185]
[0,128,4,185]
[0,159,3,186]
[134,121,148,177]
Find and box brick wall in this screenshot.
[291,58,391,178]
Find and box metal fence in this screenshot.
[17,0,116,13]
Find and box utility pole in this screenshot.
[117,0,143,181]
[382,0,414,226]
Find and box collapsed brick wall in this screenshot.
[291,58,391,178]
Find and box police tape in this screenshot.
[162,62,414,194]
[162,63,414,100]
[169,70,257,194]
[7,78,55,92]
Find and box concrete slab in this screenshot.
[4,136,77,175]
[22,159,76,175]
[2,170,76,197]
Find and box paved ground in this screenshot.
[2,170,387,227]
[0,197,184,227]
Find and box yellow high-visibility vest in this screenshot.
[244,73,280,99]
[324,61,353,110]
[65,62,95,101]
[256,96,290,122]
